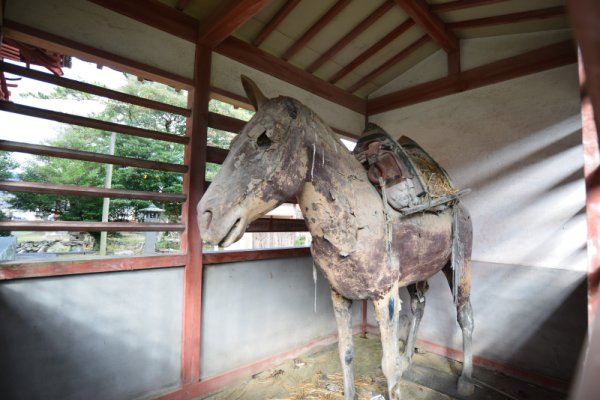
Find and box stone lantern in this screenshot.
[138,203,165,255]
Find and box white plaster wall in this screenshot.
[5,0,196,80]
[212,53,364,136]
[371,65,585,271]
[200,256,364,378]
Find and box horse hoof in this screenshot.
[457,376,474,396]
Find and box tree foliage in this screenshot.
[8,75,252,223]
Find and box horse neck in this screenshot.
[296,122,386,251]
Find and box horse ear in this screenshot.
[241,75,268,111]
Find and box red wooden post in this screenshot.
[579,59,600,324]
[180,44,211,385]
[568,0,600,325]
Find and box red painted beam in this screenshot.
[203,247,311,265]
[88,0,197,42]
[253,0,301,47]
[430,0,509,13]
[281,0,351,61]
[216,36,366,114]
[3,20,193,89]
[346,35,430,93]
[329,19,415,85]
[307,1,395,74]
[393,0,458,52]
[0,255,187,280]
[568,0,600,324]
[197,0,274,48]
[175,0,191,12]
[447,6,566,30]
[368,40,577,114]
[179,42,211,385]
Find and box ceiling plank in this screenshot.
[307,1,394,74]
[329,19,415,84]
[447,6,566,30]
[88,0,197,42]
[431,0,509,13]
[393,0,458,52]
[368,40,576,114]
[347,35,430,93]
[253,0,301,47]
[197,0,274,48]
[216,36,366,114]
[281,0,352,61]
[175,0,192,11]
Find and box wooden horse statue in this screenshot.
[198,76,474,400]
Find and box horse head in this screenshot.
[198,76,310,247]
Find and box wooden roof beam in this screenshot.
[197,0,274,48]
[447,6,566,30]
[281,0,352,61]
[253,0,301,47]
[329,19,415,85]
[393,0,458,53]
[175,0,192,11]
[347,35,430,93]
[216,36,365,114]
[89,0,197,42]
[367,40,576,115]
[430,0,509,13]
[307,1,394,74]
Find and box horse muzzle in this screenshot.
[197,202,247,248]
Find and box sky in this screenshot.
[1,58,128,165]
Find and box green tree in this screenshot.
[9,76,248,222]
[0,151,16,179]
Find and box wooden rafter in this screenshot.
[447,6,566,30]
[368,40,576,114]
[307,1,394,74]
[175,0,192,11]
[88,0,197,42]
[346,35,430,93]
[329,19,415,85]
[393,0,458,53]
[197,0,273,48]
[253,0,300,47]
[281,0,352,61]
[216,36,366,114]
[431,0,509,13]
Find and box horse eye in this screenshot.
[256,131,272,148]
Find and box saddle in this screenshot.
[353,123,469,216]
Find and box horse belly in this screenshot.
[395,213,452,287]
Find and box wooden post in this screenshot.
[568,0,600,325]
[180,44,211,385]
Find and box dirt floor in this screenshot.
[199,335,565,400]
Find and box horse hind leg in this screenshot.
[373,283,405,400]
[403,281,429,361]
[330,290,357,400]
[444,203,475,396]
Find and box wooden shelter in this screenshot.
[0,0,599,399]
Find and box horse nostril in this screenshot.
[200,210,213,230]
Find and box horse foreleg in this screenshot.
[331,289,357,400]
[404,281,429,360]
[373,283,405,400]
[442,262,475,396]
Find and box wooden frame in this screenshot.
[368,40,577,114]
[0,61,191,116]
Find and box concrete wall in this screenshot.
[0,269,184,400]
[367,32,587,383]
[201,256,363,379]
